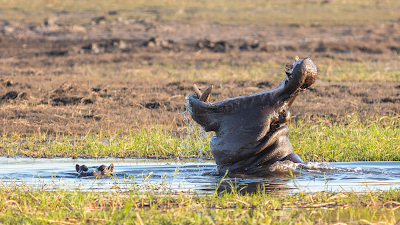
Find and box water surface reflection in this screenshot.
[1,157,400,194]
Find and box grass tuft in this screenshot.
[1,115,398,162]
[1,184,400,224]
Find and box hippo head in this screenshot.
[75,164,114,177]
[188,58,318,174]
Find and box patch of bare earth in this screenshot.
[1,77,399,135]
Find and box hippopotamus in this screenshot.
[75,164,114,177]
[188,57,318,175]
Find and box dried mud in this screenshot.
[0,19,399,135]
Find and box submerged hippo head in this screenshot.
[75,163,114,177]
[188,58,318,174]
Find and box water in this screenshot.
[2,157,400,194]
[178,98,208,161]
[177,98,208,175]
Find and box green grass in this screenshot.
[3,58,399,85]
[69,60,400,83]
[0,0,399,25]
[1,184,400,224]
[1,116,399,162]
[291,115,400,162]
[318,60,400,82]
[0,123,209,158]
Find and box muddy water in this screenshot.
[1,157,400,194]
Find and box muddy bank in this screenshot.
[1,77,399,135]
[0,19,400,68]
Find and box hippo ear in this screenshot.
[75,164,80,172]
[108,163,114,173]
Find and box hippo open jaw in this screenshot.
[188,57,318,174]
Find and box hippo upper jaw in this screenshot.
[275,58,318,104]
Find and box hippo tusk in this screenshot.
[285,63,293,73]
[193,84,213,103]
[199,85,213,103]
[193,84,202,98]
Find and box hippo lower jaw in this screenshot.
[188,58,317,174]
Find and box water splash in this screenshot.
[178,98,208,172]
[269,160,299,173]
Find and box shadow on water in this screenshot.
[2,157,400,194]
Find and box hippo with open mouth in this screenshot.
[75,164,114,177]
[188,57,318,175]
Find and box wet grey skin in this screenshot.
[75,164,114,177]
[188,58,318,175]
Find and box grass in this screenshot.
[317,60,400,82]
[44,59,400,83]
[0,0,399,26]
[1,115,398,162]
[1,182,400,224]
[99,60,400,82]
[0,125,207,158]
[291,115,400,162]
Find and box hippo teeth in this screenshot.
[193,84,202,98]
[285,63,293,78]
[200,85,213,102]
[285,63,293,72]
[285,57,306,79]
[193,84,213,103]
